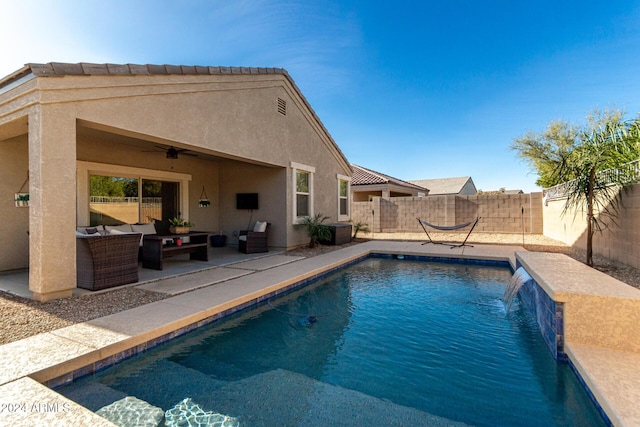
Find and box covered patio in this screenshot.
[0,63,353,301]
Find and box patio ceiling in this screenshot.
[77,121,279,168]
[0,116,28,142]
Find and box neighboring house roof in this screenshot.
[409,176,476,195]
[352,164,428,192]
[0,62,350,172]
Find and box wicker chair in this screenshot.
[238,223,270,254]
[76,233,142,290]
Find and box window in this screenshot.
[337,174,351,221]
[291,162,315,223]
[296,171,310,217]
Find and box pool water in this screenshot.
[57,258,606,426]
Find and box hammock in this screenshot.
[416,217,480,248]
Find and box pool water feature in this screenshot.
[56,258,606,426]
[503,266,534,312]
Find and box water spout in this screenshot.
[503,267,533,312]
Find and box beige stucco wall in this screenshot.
[218,161,288,248]
[0,135,29,271]
[543,183,640,269]
[352,193,543,234]
[0,70,351,299]
[37,73,347,170]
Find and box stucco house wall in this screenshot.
[0,63,351,300]
[0,136,29,270]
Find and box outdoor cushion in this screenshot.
[253,221,267,232]
[131,223,157,235]
[105,224,134,234]
[238,235,247,242]
[76,230,100,237]
[107,228,137,235]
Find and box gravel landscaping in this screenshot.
[1,234,639,346]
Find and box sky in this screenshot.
[2,1,640,193]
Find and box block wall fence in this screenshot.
[543,183,640,269]
[350,186,640,269]
[351,193,544,234]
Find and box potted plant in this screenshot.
[169,217,195,234]
[198,186,211,207]
[14,193,29,207]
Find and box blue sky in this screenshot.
[2,1,639,192]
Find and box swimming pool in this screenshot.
[56,257,606,426]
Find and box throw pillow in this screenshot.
[253,221,267,233]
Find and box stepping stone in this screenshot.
[164,397,239,427]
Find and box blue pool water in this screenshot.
[57,258,606,426]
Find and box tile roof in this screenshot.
[352,165,428,191]
[409,176,474,195]
[25,63,289,78]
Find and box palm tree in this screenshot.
[562,118,640,266]
[296,213,332,248]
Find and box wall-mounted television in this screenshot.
[236,193,259,210]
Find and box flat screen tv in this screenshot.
[236,193,259,210]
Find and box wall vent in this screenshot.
[277,98,287,116]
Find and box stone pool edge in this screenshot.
[517,251,640,427]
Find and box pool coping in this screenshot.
[0,241,637,426]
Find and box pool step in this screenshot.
[59,361,470,426]
[176,351,249,381]
[207,368,471,427]
[103,359,228,411]
[56,381,128,412]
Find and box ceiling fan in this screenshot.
[144,145,198,159]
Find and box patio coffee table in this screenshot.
[142,232,209,270]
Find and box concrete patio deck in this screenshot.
[0,241,637,426]
[0,246,282,299]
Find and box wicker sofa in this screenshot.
[76,233,142,291]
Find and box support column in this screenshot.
[28,106,77,301]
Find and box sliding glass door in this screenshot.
[89,175,178,229]
[142,179,178,233]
